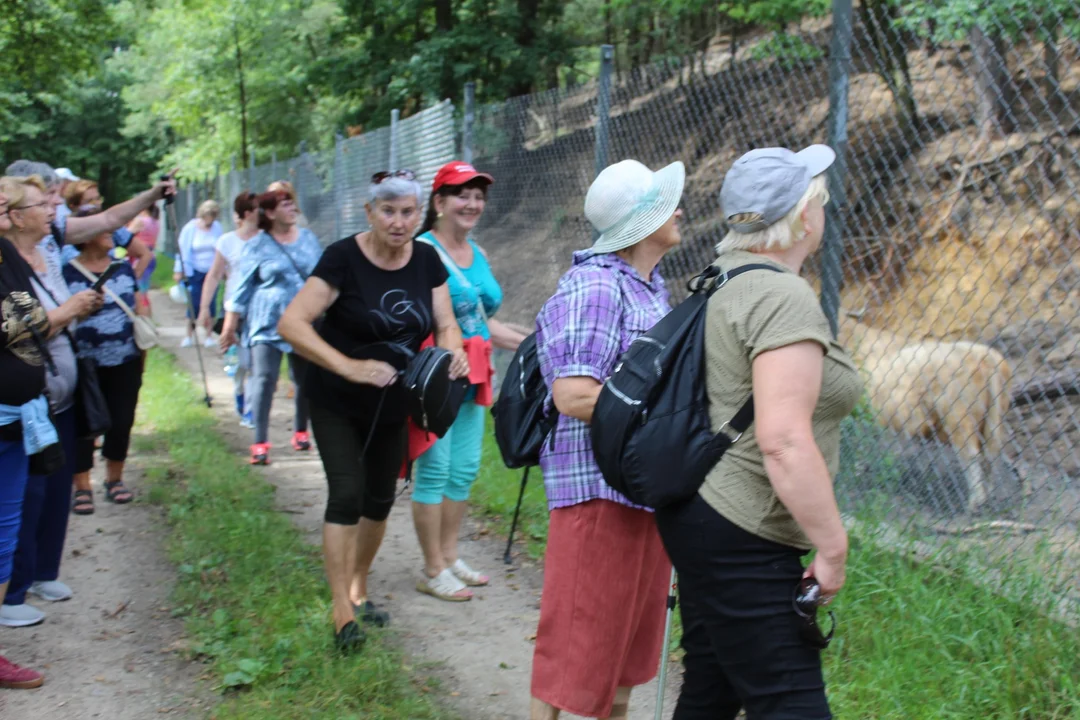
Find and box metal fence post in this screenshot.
[334,133,344,241]
[248,150,256,193]
[297,141,308,214]
[463,81,476,164]
[593,44,615,241]
[389,109,400,172]
[821,0,852,339]
[271,151,278,184]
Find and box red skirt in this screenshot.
[531,499,672,717]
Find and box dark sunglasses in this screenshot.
[371,169,416,184]
[793,577,836,650]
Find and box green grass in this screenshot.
[469,423,1080,719]
[149,251,174,290]
[132,350,455,720]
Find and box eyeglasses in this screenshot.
[12,201,49,211]
[793,577,836,650]
[371,169,416,184]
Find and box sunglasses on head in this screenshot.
[371,169,416,184]
[793,577,836,650]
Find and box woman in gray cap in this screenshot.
[654,146,862,719]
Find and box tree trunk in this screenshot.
[232,22,249,167]
[509,0,540,96]
[970,25,1014,138]
[861,0,918,132]
[434,0,455,101]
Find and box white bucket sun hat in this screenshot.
[585,159,685,254]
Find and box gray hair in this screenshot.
[368,176,423,205]
[4,160,58,189]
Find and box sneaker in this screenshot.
[239,411,255,429]
[180,337,194,348]
[250,443,271,466]
[291,431,311,452]
[0,655,44,689]
[203,336,217,348]
[29,581,73,602]
[0,603,45,628]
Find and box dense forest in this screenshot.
[2,0,1078,199]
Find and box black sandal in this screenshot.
[72,490,95,515]
[104,480,133,504]
[353,600,391,627]
[334,621,366,654]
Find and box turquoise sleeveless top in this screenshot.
[417,231,502,340]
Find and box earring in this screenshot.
[437,212,444,219]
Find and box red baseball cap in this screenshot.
[432,161,494,191]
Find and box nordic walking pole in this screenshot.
[655,567,677,720]
[504,466,530,564]
[163,177,213,408]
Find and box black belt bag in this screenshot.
[401,347,469,439]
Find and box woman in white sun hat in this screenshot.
[655,145,862,719]
[529,159,683,720]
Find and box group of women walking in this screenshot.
[1,144,857,719]
[0,162,176,688]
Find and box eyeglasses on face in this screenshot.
[12,201,49,211]
[793,577,836,650]
[371,169,416,184]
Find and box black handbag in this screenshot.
[401,346,469,438]
[31,277,112,439]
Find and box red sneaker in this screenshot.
[291,431,311,452]
[250,443,271,465]
[0,655,44,689]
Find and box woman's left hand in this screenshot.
[448,348,470,380]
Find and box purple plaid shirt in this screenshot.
[535,250,672,511]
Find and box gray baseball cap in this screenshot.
[720,145,835,233]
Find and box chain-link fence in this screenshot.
[168,3,1080,620]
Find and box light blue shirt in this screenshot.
[0,396,58,455]
[225,229,323,353]
[416,232,502,340]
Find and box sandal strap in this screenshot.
[451,559,487,584]
[426,568,467,597]
[105,481,131,496]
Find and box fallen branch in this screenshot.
[933,520,1039,536]
[1010,375,1080,407]
[104,600,130,619]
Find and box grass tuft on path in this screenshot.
[133,350,454,720]
[469,422,1080,719]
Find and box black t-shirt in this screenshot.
[304,236,450,423]
[0,237,50,408]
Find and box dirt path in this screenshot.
[152,291,679,720]
[0,462,209,719]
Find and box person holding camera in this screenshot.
[63,206,152,515]
[654,147,862,719]
[0,189,53,688]
[530,159,684,720]
[279,170,467,653]
[0,175,103,629]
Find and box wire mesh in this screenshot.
[165,7,1080,618]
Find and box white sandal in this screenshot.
[450,559,489,587]
[416,568,472,602]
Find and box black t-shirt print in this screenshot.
[304,236,450,423]
[0,237,50,408]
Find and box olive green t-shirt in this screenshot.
[700,251,863,550]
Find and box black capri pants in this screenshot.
[309,404,405,525]
[655,494,833,720]
[76,358,144,473]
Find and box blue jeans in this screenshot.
[412,400,485,504]
[0,438,30,585]
[4,407,76,606]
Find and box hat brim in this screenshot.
[591,161,685,254]
[796,145,836,178]
[436,171,494,191]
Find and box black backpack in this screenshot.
[491,333,555,469]
[490,332,555,563]
[590,263,781,509]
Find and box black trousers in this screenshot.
[309,404,406,525]
[655,494,832,720]
[75,357,143,474]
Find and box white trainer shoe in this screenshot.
[0,603,46,627]
[29,580,73,602]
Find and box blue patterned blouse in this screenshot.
[62,261,141,368]
[224,229,323,353]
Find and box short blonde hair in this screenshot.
[64,179,99,210]
[197,199,220,219]
[716,174,830,255]
[0,175,47,208]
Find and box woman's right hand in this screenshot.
[339,359,398,387]
[803,550,847,602]
[197,310,214,332]
[219,330,238,353]
[67,290,105,319]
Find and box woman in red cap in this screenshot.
[409,162,531,602]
